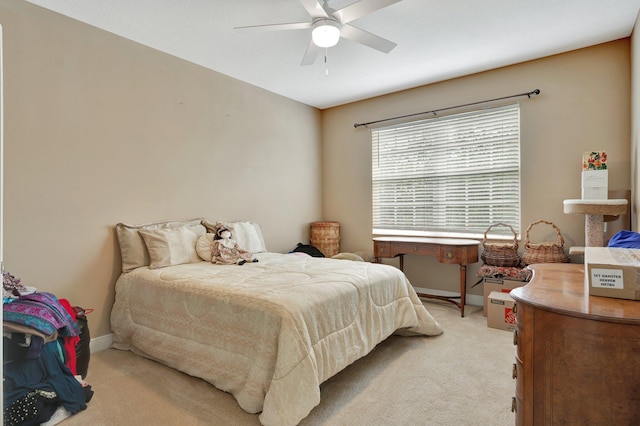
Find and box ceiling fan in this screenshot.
[235,0,402,65]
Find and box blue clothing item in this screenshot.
[607,230,640,249]
[3,340,87,415]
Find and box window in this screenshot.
[372,104,520,238]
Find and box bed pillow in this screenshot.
[116,219,204,272]
[195,233,215,262]
[231,221,267,253]
[139,226,204,269]
[202,220,267,253]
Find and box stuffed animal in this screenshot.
[211,226,258,265]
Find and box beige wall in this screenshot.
[1,1,323,337]
[322,40,631,295]
[1,0,634,338]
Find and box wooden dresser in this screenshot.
[510,263,640,425]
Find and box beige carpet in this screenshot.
[60,300,516,426]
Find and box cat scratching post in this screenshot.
[563,199,628,247]
[563,151,627,252]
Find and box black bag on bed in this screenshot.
[291,243,325,257]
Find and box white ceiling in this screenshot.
[26,0,640,109]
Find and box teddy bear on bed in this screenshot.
[211,226,258,265]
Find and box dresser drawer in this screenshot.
[515,320,525,360]
[513,395,523,425]
[514,353,523,399]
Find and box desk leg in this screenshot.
[413,263,467,318]
[459,265,467,317]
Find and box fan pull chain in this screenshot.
[324,48,329,76]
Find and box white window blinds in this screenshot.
[372,104,521,237]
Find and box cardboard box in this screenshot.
[483,277,526,316]
[487,291,516,331]
[585,247,640,300]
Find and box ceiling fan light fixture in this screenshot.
[312,19,340,48]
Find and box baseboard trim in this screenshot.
[89,333,113,353]
[413,287,483,307]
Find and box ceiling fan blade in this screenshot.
[332,0,402,24]
[298,0,329,18]
[340,24,397,53]
[301,39,322,65]
[234,22,312,31]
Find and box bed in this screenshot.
[110,219,443,426]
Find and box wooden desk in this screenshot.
[373,236,480,317]
[510,264,640,425]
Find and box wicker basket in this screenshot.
[521,219,570,265]
[310,221,340,257]
[481,223,521,267]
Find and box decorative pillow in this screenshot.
[202,220,267,253]
[196,234,216,262]
[115,219,204,272]
[139,226,203,269]
[331,252,365,262]
[353,250,375,262]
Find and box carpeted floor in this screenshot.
[60,300,516,426]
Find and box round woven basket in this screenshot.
[310,221,340,257]
[481,223,521,267]
[521,219,570,265]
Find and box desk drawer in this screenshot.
[395,242,439,256]
[374,241,439,258]
[438,245,478,264]
[374,239,479,265]
[374,241,393,258]
[439,245,461,263]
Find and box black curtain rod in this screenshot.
[353,89,541,128]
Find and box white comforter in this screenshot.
[110,253,443,425]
